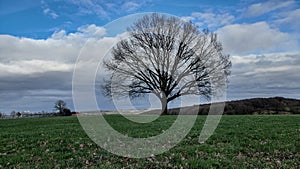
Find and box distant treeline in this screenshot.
[0,109,78,119]
[2,97,300,118]
[148,97,300,115]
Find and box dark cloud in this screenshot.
[228,53,300,100]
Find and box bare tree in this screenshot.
[54,100,67,114]
[103,13,231,115]
[11,110,16,117]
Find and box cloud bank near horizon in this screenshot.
[0,0,299,113]
[1,20,299,113]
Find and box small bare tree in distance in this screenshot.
[103,13,231,115]
[54,100,67,114]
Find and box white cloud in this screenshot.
[253,65,298,74]
[0,24,114,78]
[122,2,140,12]
[217,22,299,55]
[231,52,297,65]
[77,24,106,37]
[183,12,235,28]
[230,54,259,64]
[244,0,294,17]
[275,8,300,31]
[65,0,151,17]
[0,35,79,63]
[66,0,107,16]
[0,24,107,66]
[43,8,58,19]
[51,30,67,39]
[0,60,73,76]
[43,8,50,14]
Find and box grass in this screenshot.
[0,115,299,168]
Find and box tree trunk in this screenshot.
[161,98,168,115]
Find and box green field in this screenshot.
[1,115,299,168]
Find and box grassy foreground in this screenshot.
[0,115,299,168]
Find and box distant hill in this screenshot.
[145,97,300,115]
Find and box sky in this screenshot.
[0,0,299,114]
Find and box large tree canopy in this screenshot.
[103,13,231,115]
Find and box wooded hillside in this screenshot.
[146,97,300,115]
